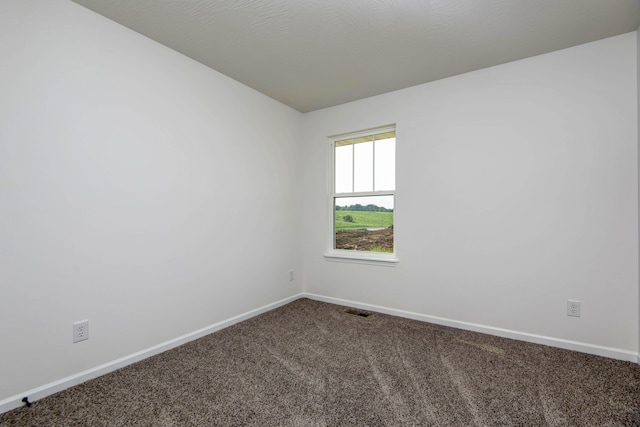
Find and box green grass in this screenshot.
[369,246,393,253]
[335,210,393,231]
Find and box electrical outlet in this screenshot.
[289,270,294,281]
[73,320,89,343]
[567,300,581,317]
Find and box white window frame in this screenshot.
[324,125,399,265]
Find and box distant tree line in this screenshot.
[335,204,393,212]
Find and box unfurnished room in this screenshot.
[1,0,640,425]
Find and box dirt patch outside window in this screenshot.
[335,228,393,252]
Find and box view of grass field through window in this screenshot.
[333,129,395,253]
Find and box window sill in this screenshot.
[324,250,399,266]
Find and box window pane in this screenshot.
[335,195,394,252]
[374,135,395,191]
[353,139,373,192]
[335,141,353,193]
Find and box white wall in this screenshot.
[302,33,639,357]
[0,0,302,403]
[0,0,637,411]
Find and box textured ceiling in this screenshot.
[71,0,640,112]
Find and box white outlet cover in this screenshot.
[567,300,581,317]
[73,320,89,343]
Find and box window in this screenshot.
[326,125,397,264]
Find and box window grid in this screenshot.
[329,126,396,259]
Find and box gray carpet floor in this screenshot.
[1,298,639,426]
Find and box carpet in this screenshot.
[1,298,639,426]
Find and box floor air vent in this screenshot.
[346,309,371,317]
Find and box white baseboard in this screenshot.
[302,292,640,364]
[0,293,304,415]
[2,291,637,415]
